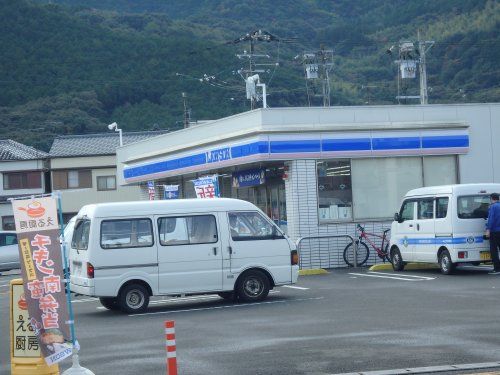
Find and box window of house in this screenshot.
[2,216,15,231]
[97,176,116,191]
[158,215,218,246]
[52,170,92,189]
[317,160,353,221]
[100,219,153,249]
[3,171,42,190]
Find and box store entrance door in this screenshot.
[269,182,287,234]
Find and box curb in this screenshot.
[369,263,440,271]
[299,269,329,276]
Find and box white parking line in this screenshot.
[368,271,436,280]
[128,296,325,317]
[348,272,435,281]
[282,285,309,290]
[330,360,500,375]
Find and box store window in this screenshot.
[320,155,457,222]
[317,160,353,221]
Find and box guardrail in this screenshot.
[296,234,358,269]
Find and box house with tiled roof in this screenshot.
[0,140,49,230]
[49,131,167,221]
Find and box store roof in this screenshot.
[49,131,169,157]
[0,140,48,161]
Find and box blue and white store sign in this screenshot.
[123,129,469,183]
[193,175,220,199]
[163,185,179,199]
[232,169,266,188]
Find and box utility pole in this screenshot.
[418,30,434,105]
[182,92,190,128]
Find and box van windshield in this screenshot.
[72,219,91,250]
[457,195,490,219]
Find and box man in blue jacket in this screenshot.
[486,193,500,274]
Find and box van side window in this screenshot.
[399,200,415,222]
[158,215,218,246]
[100,219,153,249]
[417,199,434,220]
[458,195,490,219]
[229,211,280,241]
[72,220,91,250]
[436,197,449,219]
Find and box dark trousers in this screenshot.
[490,231,500,271]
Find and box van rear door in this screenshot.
[69,218,91,290]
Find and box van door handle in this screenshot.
[408,224,413,228]
[213,247,218,256]
[228,246,233,255]
[417,224,420,231]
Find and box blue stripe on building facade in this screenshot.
[124,133,469,180]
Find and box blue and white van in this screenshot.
[389,183,500,274]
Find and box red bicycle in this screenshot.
[343,224,391,267]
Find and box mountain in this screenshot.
[1,0,499,150]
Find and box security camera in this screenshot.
[108,122,117,130]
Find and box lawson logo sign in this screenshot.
[206,147,231,163]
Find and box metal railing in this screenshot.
[296,234,358,269]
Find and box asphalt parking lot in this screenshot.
[1,265,500,375]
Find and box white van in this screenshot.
[69,198,299,313]
[390,183,500,274]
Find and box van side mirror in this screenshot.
[394,213,400,222]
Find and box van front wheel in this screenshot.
[118,284,149,314]
[391,248,405,271]
[236,270,270,302]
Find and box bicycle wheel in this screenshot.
[343,241,370,267]
[383,243,390,262]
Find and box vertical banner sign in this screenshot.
[148,180,155,201]
[193,175,220,199]
[163,185,179,200]
[12,197,72,365]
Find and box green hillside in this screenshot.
[1,0,499,150]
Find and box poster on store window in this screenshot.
[163,185,179,200]
[11,197,72,365]
[147,180,155,200]
[232,168,266,188]
[193,175,220,198]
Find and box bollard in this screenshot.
[165,321,177,375]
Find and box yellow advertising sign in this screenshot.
[11,282,40,357]
[18,239,36,281]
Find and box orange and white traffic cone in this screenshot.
[165,321,178,375]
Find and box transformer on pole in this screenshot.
[388,30,434,104]
[295,46,334,107]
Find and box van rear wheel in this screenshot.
[118,283,149,314]
[236,270,269,302]
[99,297,119,311]
[439,250,455,275]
